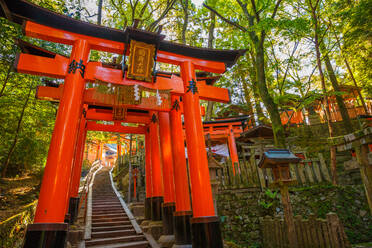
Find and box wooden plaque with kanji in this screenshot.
[127,40,155,82]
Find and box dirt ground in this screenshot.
[0,174,40,222]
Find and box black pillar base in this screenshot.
[174,211,192,245]
[191,216,223,248]
[145,197,152,220]
[64,213,70,224]
[151,196,163,221]
[23,223,68,248]
[68,197,80,224]
[162,202,175,235]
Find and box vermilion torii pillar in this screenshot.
[68,106,88,224]
[145,129,152,220]
[149,112,164,221]
[227,124,240,175]
[24,40,90,246]
[96,142,101,161]
[158,112,176,237]
[181,61,223,247]
[170,95,193,246]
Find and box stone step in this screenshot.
[92,225,134,232]
[87,241,149,248]
[85,236,147,247]
[93,206,123,211]
[92,221,132,227]
[92,197,119,203]
[91,229,136,239]
[93,217,129,223]
[92,213,127,220]
[93,209,125,214]
[93,203,122,207]
[92,203,121,207]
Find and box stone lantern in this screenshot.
[259,149,301,248]
[258,149,300,184]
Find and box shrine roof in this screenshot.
[203,115,251,125]
[239,125,274,139]
[1,0,245,68]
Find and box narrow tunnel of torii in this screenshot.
[0,0,246,247]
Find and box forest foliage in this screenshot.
[0,0,371,177]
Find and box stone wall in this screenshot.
[217,184,372,247]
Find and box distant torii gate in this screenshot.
[0,1,245,247]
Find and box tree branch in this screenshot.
[203,4,247,32]
[271,0,283,19]
[250,0,260,22]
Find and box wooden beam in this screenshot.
[36,85,220,113]
[86,109,150,124]
[18,54,229,103]
[15,53,68,79]
[36,85,171,111]
[87,121,146,134]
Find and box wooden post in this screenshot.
[34,39,90,223]
[181,61,223,247]
[158,112,176,235]
[227,125,240,175]
[24,39,90,246]
[149,112,164,221]
[170,95,192,245]
[67,108,87,224]
[128,134,133,203]
[144,130,152,220]
[280,184,298,248]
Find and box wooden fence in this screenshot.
[216,145,332,189]
[260,213,350,248]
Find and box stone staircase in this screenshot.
[85,169,149,248]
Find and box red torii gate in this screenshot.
[1,1,245,247]
[203,116,251,174]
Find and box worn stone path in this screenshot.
[85,168,149,248]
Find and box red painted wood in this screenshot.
[181,61,215,218]
[34,39,90,223]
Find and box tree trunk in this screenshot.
[310,4,337,184]
[323,54,354,133]
[1,85,33,178]
[204,10,216,121]
[253,81,265,124]
[181,0,189,44]
[255,38,286,148]
[343,57,369,114]
[241,77,255,126]
[97,0,103,25]
[0,62,13,97]
[330,21,369,114]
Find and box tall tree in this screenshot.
[97,0,103,25]
[204,0,287,147]
[205,10,216,121]
[1,83,33,177]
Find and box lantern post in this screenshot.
[258,149,301,248]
